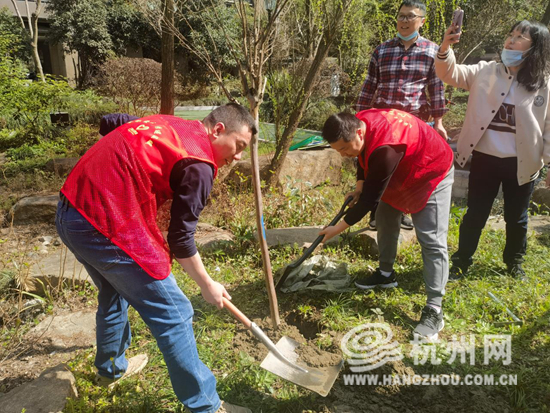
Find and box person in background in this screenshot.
[320,109,454,340]
[436,20,550,281]
[354,0,449,231]
[57,104,255,413]
[99,113,139,137]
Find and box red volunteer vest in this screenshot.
[357,109,453,214]
[61,115,218,279]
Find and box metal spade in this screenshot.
[223,298,343,396]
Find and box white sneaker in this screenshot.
[95,354,148,388]
[217,400,252,413]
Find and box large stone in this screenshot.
[451,168,502,201]
[532,187,550,213]
[24,249,92,295]
[226,149,343,188]
[28,310,96,348]
[260,225,416,258]
[45,157,79,177]
[488,215,550,234]
[0,364,78,413]
[260,226,340,248]
[349,226,417,258]
[195,223,235,251]
[11,194,59,225]
[452,169,469,200]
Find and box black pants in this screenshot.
[453,151,535,267]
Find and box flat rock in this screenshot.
[28,310,96,348]
[25,249,92,295]
[488,215,550,233]
[226,149,343,188]
[451,169,502,200]
[261,226,340,248]
[11,194,59,225]
[45,157,79,177]
[0,364,77,413]
[350,227,417,258]
[260,225,416,258]
[532,187,550,212]
[195,223,235,251]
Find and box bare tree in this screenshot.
[266,0,354,187]
[542,0,550,26]
[160,0,175,115]
[10,0,45,82]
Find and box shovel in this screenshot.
[275,196,354,292]
[223,298,343,396]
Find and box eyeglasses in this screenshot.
[506,33,532,44]
[397,13,425,22]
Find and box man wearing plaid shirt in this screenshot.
[355,0,448,231]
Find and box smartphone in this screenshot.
[451,8,464,33]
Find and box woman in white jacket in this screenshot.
[436,20,550,280]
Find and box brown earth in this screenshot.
[230,307,511,413]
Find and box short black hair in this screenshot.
[322,112,361,144]
[507,20,550,92]
[203,103,257,136]
[398,0,426,14]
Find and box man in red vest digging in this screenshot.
[320,109,454,340]
[56,104,254,413]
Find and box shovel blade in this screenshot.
[260,336,343,397]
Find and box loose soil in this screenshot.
[231,307,511,413]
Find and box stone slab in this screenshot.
[261,226,340,248]
[25,249,91,295]
[29,310,96,348]
[488,215,550,233]
[0,364,77,413]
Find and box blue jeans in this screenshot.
[55,202,221,413]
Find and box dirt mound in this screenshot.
[294,344,342,368]
[232,316,336,365]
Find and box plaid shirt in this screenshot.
[355,36,447,119]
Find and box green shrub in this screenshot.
[299,99,339,131]
[63,123,101,156]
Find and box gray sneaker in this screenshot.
[95,354,148,388]
[413,306,444,340]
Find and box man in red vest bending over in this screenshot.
[320,109,454,340]
[56,104,254,413]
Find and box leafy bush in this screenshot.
[299,99,339,131]
[95,57,171,116]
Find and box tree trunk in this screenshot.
[248,95,280,328]
[542,0,550,26]
[31,1,44,81]
[267,35,331,187]
[160,0,175,115]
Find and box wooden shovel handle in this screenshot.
[223,297,252,328]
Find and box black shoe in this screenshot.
[401,214,414,230]
[355,268,397,289]
[448,264,468,281]
[507,263,526,281]
[413,306,444,340]
[368,218,377,231]
[448,257,470,281]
